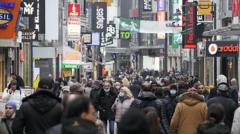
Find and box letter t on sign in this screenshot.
[120,32,125,38]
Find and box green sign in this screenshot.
[171,0,179,20]
[172,33,178,49]
[174,32,182,43]
[120,32,131,39]
[119,18,140,32]
[62,64,80,69]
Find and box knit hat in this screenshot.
[6,101,17,112]
[118,108,150,134]
[170,85,178,90]
[98,76,103,81]
[151,81,158,86]
[38,78,53,89]
[188,88,198,93]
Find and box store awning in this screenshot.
[203,24,240,36]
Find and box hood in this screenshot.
[196,123,230,134]
[62,117,99,134]
[22,90,61,114]
[138,91,156,101]
[179,92,204,106]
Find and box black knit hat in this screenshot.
[38,78,53,89]
[98,76,103,81]
[118,108,150,134]
[170,84,178,90]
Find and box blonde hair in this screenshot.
[122,77,129,86]
[121,87,133,98]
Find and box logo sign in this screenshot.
[87,32,100,46]
[83,63,93,72]
[105,63,113,71]
[143,0,152,11]
[92,2,107,33]
[157,0,165,11]
[62,52,81,65]
[68,17,81,41]
[101,32,113,47]
[0,8,13,26]
[82,33,92,44]
[157,11,165,39]
[233,0,240,17]
[21,29,33,42]
[206,41,239,57]
[120,31,131,39]
[68,4,80,17]
[107,24,116,36]
[21,0,37,16]
[62,64,80,69]
[198,1,211,15]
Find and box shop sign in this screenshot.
[143,0,152,11]
[99,0,111,7]
[82,33,92,44]
[83,63,93,72]
[157,0,165,11]
[101,32,113,47]
[0,8,14,26]
[157,11,165,39]
[68,4,80,17]
[106,24,116,36]
[92,2,107,33]
[197,1,211,15]
[206,41,239,57]
[21,29,33,42]
[62,46,82,65]
[233,0,240,17]
[68,17,81,41]
[62,64,80,69]
[120,31,131,39]
[21,0,37,16]
[105,63,113,71]
[87,32,100,46]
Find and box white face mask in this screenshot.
[119,92,124,97]
[116,86,120,89]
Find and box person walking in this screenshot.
[111,87,134,127]
[90,80,102,104]
[84,83,92,98]
[129,80,141,98]
[230,78,239,92]
[12,78,62,134]
[11,73,24,87]
[198,84,209,102]
[194,103,230,134]
[142,107,160,134]
[2,80,25,110]
[0,101,17,134]
[231,106,240,134]
[170,92,208,134]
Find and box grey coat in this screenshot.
[0,113,15,134]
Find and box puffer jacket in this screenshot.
[130,91,170,134]
[0,113,15,134]
[194,123,230,134]
[231,107,240,134]
[2,88,25,110]
[111,97,134,122]
[156,95,174,124]
[170,92,208,134]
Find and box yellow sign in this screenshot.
[86,0,98,2]
[198,1,212,15]
[100,0,111,6]
[63,68,72,77]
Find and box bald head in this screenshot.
[141,83,151,91]
[62,94,77,112]
[48,74,53,80]
[231,78,237,85]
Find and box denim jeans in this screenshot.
[102,120,114,134]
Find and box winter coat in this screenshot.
[111,97,134,122]
[15,75,25,87]
[84,86,92,98]
[46,117,102,134]
[170,92,208,134]
[142,71,148,80]
[231,84,239,92]
[0,113,15,134]
[164,92,179,113]
[12,90,62,134]
[129,84,141,98]
[207,94,237,129]
[94,88,117,121]
[199,90,209,102]
[131,91,170,134]
[231,107,240,134]
[156,95,174,124]
[208,83,238,105]
[2,88,25,110]
[194,123,230,134]
[90,87,101,104]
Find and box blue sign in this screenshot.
[87,32,100,46]
[0,2,15,8]
[0,8,14,25]
[15,7,23,31]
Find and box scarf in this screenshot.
[119,96,128,103]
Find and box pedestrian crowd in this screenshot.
[0,70,240,134]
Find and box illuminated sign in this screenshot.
[68,4,80,17]
[120,31,131,39]
[206,41,239,57]
[62,64,80,69]
[0,8,13,25]
[0,2,15,8]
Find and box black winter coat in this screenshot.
[156,95,174,124]
[130,91,170,134]
[129,84,141,98]
[207,94,237,129]
[164,93,179,113]
[94,88,117,121]
[90,87,102,104]
[142,71,148,80]
[199,90,209,102]
[12,90,62,134]
[194,123,230,134]
[16,75,25,87]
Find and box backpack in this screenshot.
[139,100,157,109]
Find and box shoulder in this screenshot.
[46,124,62,134]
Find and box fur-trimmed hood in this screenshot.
[179,92,204,106]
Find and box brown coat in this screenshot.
[170,92,208,134]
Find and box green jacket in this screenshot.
[0,113,15,134]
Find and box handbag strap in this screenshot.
[3,119,12,134]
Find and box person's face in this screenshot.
[5,105,15,118]
[103,83,110,89]
[88,80,92,84]
[120,89,126,96]
[48,75,52,80]
[198,85,205,94]
[99,80,103,84]
[60,82,64,86]
[11,75,16,80]
[11,84,17,89]
[83,79,87,83]
[189,77,193,81]
[93,84,99,89]
[81,104,96,123]
[62,90,69,96]
[115,83,120,87]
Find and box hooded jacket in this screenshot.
[194,123,230,134]
[2,88,25,110]
[0,113,15,134]
[131,91,170,134]
[170,92,208,134]
[12,90,62,134]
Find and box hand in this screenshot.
[114,102,118,107]
[8,89,12,94]
[103,110,105,112]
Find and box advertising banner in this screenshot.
[105,63,113,71]
[233,0,240,17]
[21,0,37,16]
[21,29,33,42]
[84,63,93,72]
[157,0,165,11]
[68,18,81,41]
[101,32,113,47]
[198,1,211,15]
[92,2,107,33]
[143,0,152,11]
[206,41,239,57]
[157,11,165,39]
[88,32,100,46]
[68,4,80,17]
[82,33,92,44]
[62,45,82,65]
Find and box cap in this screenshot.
[38,78,53,89]
[62,86,70,92]
[70,83,84,93]
[151,81,158,86]
[93,80,100,86]
[187,88,198,93]
[217,84,228,91]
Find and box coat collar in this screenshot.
[1,113,15,120]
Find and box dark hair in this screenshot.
[62,81,67,86]
[190,76,194,79]
[142,107,159,134]
[108,80,113,86]
[11,73,17,76]
[193,83,200,90]
[133,80,138,84]
[58,78,63,83]
[170,85,178,90]
[141,83,151,91]
[206,103,225,124]
[65,96,91,118]
[72,76,76,79]
[10,80,17,85]
[163,79,169,86]
[154,87,164,97]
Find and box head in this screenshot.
[119,87,133,98]
[95,120,105,134]
[142,107,159,134]
[65,96,96,123]
[82,77,87,83]
[115,82,120,90]
[60,81,67,86]
[11,73,17,80]
[198,84,206,94]
[217,84,229,95]
[103,82,111,93]
[122,77,130,87]
[10,79,17,89]
[37,78,53,92]
[140,83,152,92]
[61,94,77,112]
[217,75,227,85]
[88,78,93,84]
[193,83,199,90]
[48,74,53,80]
[93,80,100,89]
[189,76,194,82]
[62,86,70,97]
[72,76,76,80]
[187,88,198,93]
[98,77,103,84]
[151,81,158,92]
[206,103,225,124]
[170,85,178,95]
[5,101,17,118]
[231,78,237,86]
[70,83,84,95]
[154,87,164,97]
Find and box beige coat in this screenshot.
[111,97,134,122]
[0,113,15,134]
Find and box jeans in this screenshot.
[102,120,114,134]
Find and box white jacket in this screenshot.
[231,107,240,134]
[2,88,25,110]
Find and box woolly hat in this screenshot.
[6,101,17,112]
[118,108,150,134]
[188,88,198,93]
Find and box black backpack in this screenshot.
[139,100,157,109]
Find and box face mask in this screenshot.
[116,86,120,89]
[220,122,225,125]
[104,89,110,92]
[119,92,124,97]
[170,90,177,95]
[60,85,64,87]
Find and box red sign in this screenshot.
[233,0,240,17]
[219,44,238,52]
[68,4,80,17]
